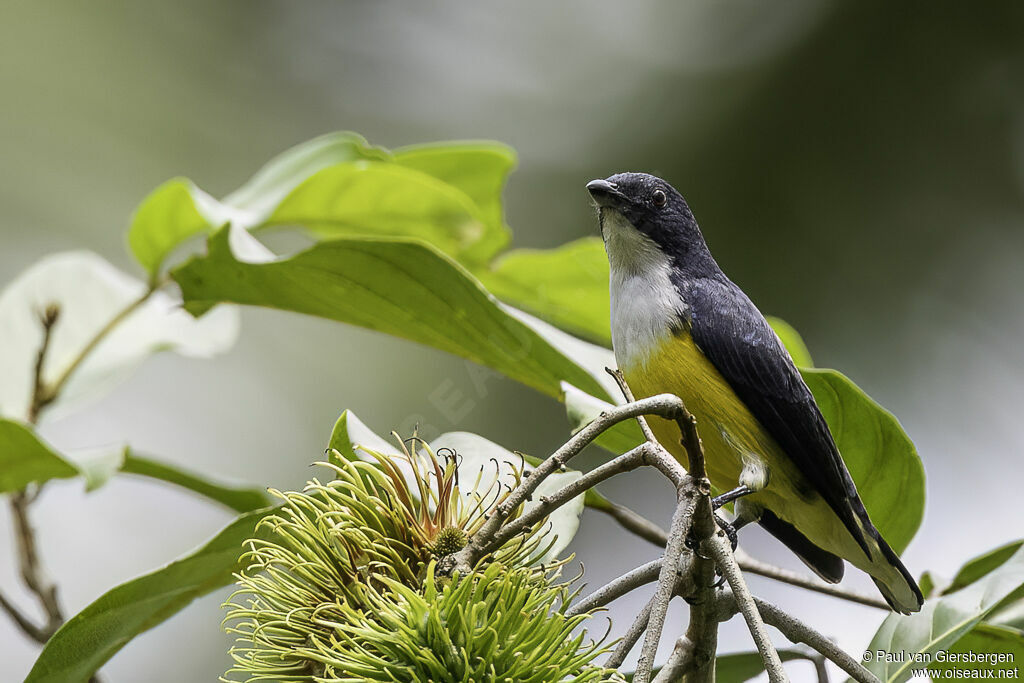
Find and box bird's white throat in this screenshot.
[601,208,689,371]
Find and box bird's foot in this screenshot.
[711,485,754,510]
[713,512,739,552]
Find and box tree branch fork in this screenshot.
[447,369,881,683]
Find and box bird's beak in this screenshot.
[587,178,626,209]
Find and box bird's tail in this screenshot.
[758,507,923,614]
[860,524,924,614]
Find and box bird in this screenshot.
[587,172,923,614]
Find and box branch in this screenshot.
[735,549,889,611]
[592,500,890,611]
[3,291,153,675]
[607,596,654,669]
[704,533,786,682]
[41,286,155,410]
[633,484,701,683]
[0,588,48,643]
[9,490,64,640]
[567,559,662,618]
[749,596,880,683]
[485,444,653,553]
[450,393,690,572]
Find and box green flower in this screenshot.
[311,562,620,683]
[222,437,607,682]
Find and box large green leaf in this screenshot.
[128,133,387,279]
[126,179,215,282]
[172,228,608,401]
[223,131,388,218]
[393,141,516,262]
[926,623,1024,681]
[0,419,78,493]
[126,133,512,280]
[942,539,1024,596]
[265,161,498,262]
[802,368,924,554]
[866,544,1024,682]
[26,508,276,683]
[479,237,612,345]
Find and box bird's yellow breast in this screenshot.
[621,328,804,507]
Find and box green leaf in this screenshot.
[26,508,277,683]
[801,368,924,554]
[866,544,1024,682]
[0,419,78,493]
[0,420,267,512]
[127,133,388,279]
[478,237,612,345]
[224,131,388,218]
[126,179,215,281]
[266,161,497,262]
[393,141,516,262]
[943,540,1024,596]
[172,228,608,401]
[120,453,270,513]
[766,315,814,368]
[0,251,238,422]
[925,623,1024,680]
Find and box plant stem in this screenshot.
[3,289,155,678]
[567,559,662,618]
[590,499,890,611]
[749,597,880,683]
[704,533,786,682]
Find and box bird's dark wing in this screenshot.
[681,275,871,557]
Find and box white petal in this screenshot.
[0,252,238,421]
[431,431,584,565]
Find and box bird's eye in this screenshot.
[652,189,667,208]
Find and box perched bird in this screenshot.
[587,172,923,613]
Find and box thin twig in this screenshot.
[750,597,880,683]
[735,549,889,611]
[607,596,654,670]
[606,368,658,443]
[9,490,63,640]
[705,533,786,682]
[567,559,662,618]
[486,444,652,553]
[0,588,47,642]
[592,499,890,610]
[451,393,690,572]
[27,304,60,423]
[42,286,155,409]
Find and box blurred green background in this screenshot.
[2,1,1023,680]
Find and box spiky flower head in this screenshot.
[222,436,600,682]
[310,561,620,682]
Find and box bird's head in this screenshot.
[587,172,712,273]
